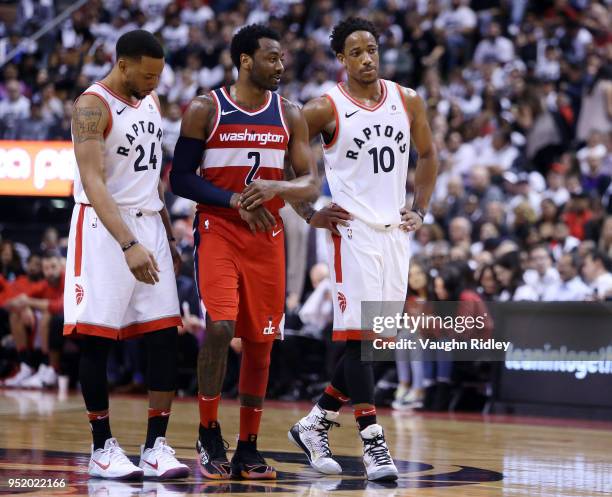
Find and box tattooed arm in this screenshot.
[73,94,160,285]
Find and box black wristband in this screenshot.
[305,210,316,224]
[168,236,176,242]
[411,207,426,222]
[121,240,139,252]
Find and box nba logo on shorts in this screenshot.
[204,219,210,230]
[263,318,275,335]
[338,292,347,313]
[75,284,84,305]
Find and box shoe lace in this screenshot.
[363,433,392,466]
[155,440,181,463]
[303,417,340,458]
[202,429,229,460]
[106,443,131,465]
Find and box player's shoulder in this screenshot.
[72,92,110,130]
[75,90,107,109]
[393,83,425,117]
[393,83,419,100]
[302,94,334,117]
[279,95,302,114]
[183,92,217,118]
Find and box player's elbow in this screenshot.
[169,168,191,197]
[81,175,105,202]
[168,168,182,195]
[304,175,320,202]
[419,144,437,161]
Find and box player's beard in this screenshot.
[250,69,280,92]
[127,81,147,100]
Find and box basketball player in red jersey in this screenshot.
[262,18,438,481]
[170,24,319,480]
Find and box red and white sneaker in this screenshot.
[88,438,143,480]
[139,437,190,480]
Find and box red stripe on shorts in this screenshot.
[332,233,342,283]
[74,204,86,277]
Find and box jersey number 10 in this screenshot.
[368,146,395,174]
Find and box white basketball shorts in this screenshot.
[63,204,181,340]
[325,218,410,341]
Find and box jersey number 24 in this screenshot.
[134,143,158,172]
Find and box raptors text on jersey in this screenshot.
[72,82,164,211]
[323,80,411,227]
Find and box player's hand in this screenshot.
[309,203,353,236]
[124,243,159,285]
[400,207,423,232]
[239,206,276,233]
[240,179,279,211]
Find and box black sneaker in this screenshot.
[196,422,231,480]
[230,437,276,480]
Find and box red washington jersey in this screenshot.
[200,87,290,220]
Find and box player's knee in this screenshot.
[205,319,235,348]
[345,339,373,363]
[242,340,272,371]
[145,326,178,351]
[146,327,178,391]
[80,335,112,362]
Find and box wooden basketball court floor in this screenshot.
[0,390,611,496]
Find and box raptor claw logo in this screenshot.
[75,284,84,305]
[338,292,347,313]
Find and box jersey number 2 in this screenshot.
[369,146,395,174]
[134,143,158,172]
[245,151,260,185]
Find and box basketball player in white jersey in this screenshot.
[65,30,189,480]
[276,18,438,481]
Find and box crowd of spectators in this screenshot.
[0,0,611,411]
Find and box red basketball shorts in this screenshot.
[194,212,285,342]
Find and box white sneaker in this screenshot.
[41,365,58,387]
[139,437,190,480]
[288,405,342,475]
[360,424,398,482]
[391,388,424,410]
[21,365,47,389]
[88,438,144,480]
[393,384,408,402]
[3,363,33,387]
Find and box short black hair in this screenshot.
[116,29,164,60]
[330,17,379,54]
[230,24,280,69]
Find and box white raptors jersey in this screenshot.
[72,82,164,211]
[323,80,411,227]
